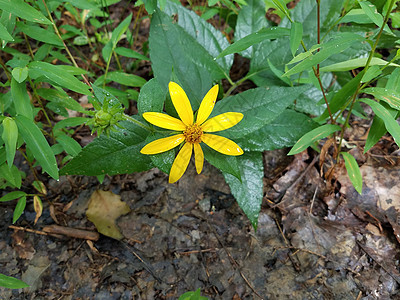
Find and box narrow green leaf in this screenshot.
[361,65,382,83]
[28,61,90,95]
[361,98,400,148]
[217,27,290,59]
[37,88,86,113]
[0,274,29,289]
[341,152,363,194]
[271,0,290,19]
[0,22,13,41]
[0,163,21,188]
[359,1,393,34]
[0,0,51,25]
[11,78,33,119]
[319,57,398,72]
[138,78,166,115]
[12,67,28,83]
[53,117,90,131]
[13,196,26,223]
[94,71,147,87]
[16,22,64,47]
[288,124,341,155]
[60,119,152,176]
[283,33,365,77]
[223,152,263,230]
[115,47,149,60]
[0,191,26,202]
[362,87,400,110]
[15,115,59,179]
[2,117,18,167]
[102,14,132,63]
[290,22,303,56]
[56,134,82,157]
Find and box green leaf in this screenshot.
[37,88,86,113]
[115,47,149,60]
[223,152,263,230]
[94,71,146,87]
[359,1,392,34]
[288,124,341,155]
[15,115,59,179]
[234,0,269,58]
[60,119,152,176]
[361,65,382,83]
[102,14,132,63]
[53,117,90,131]
[11,78,33,119]
[28,61,90,95]
[362,87,400,110]
[237,109,318,151]
[290,22,303,56]
[12,67,28,83]
[271,0,290,19]
[360,98,400,148]
[283,33,365,77]
[16,22,64,47]
[149,9,222,108]
[218,27,290,59]
[0,274,29,289]
[0,191,26,202]
[13,196,26,223]
[143,133,175,174]
[137,78,166,115]
[164,0,233,72]
[0,0,51,25]
[203,144,241,180]
[0,163,22,188]
[211,85,310,139]
[179,288,208,300]
[319,57,398,72]
[2,117,18,167]
[56,134,82,157]
[341,152,362,194]
[143,0,157,14]
[0,22,13,41]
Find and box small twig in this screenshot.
[365,210,383,233]
[309,186,318,214]
[274,218,301,272]
[175,248,216,255]
[9,225,50,236]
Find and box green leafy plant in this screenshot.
[0,273,29,289]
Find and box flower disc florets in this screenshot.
[184,124,203,144]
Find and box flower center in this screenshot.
[183,124,203,144]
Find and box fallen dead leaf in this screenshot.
[86,190,130,240]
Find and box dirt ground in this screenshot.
[1,142,400,299]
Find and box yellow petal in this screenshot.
[201,112,243,132]
[140,134,185,155]
[202,134,243,156]
[193,143,204,174]
[169,142,193,183]
[143,112,186,131]
[196,85,219,125]
[169,82,193,126]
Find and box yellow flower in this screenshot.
[140,82,244,183]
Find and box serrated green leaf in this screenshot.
[211,85,310,139]
[12,67,28,83]
[203,144,241,180]
[149,9,222,108]
[115,47,149,60]
[0,274,29,289]
[0,22,13,41]
[94,71,146,87]
[290,22,303,56]
[56,134,82,157]
[15,115,59,179]
[12,196,26,223]
[361,98,400,148]
[164,0,233,73]
[283,33,365,77]
[223,152,263,230]
[319,57,398,72]
[60,119,152,176]
[2,117,18,167]
[362,87,400,110]
[341,152,362,194]
[0,0,51,25]
[288,124,341,155]
[237,109,318,151]
[234,0,269,59]
[138,78,166,115]
[0,191,26,202]
[28,61,90,95]
[16,22,64,47]
[11,78,33,119]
